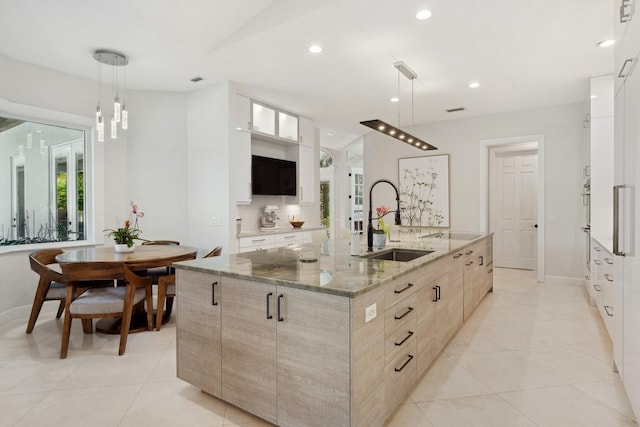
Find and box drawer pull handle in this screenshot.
[284,236,296,239]
[211,281,218,306]
[479,255,484,266]
[432,286,438,302]
[488,268,493,274]
[594,247,602,252]
[395,331,414,346]
[594,260,602,265]
[252,238,267,243]
[277,294,284,321]
[466,250,474,255]
[395,354,414,372]
[465,261,474,266]
[605,258,614,265]
[394,306,414,320]
[453,253,463,259]
[619,58,634,78]
[604,273,614,282]
[266,292,273,319]
[604,305,614,317]
[593,284,602,292]
[394,283,414,294]
[621,0,631,22]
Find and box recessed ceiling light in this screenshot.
[469,81,480,89]
[389,129,396,135]
[416,10,432,20]
[327,133,334,136]
[591,95,597,99]
[308,44,323,54]
[378,125,385,131]
[597,39,615,47]
[390,96,399,103]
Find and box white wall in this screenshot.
[0,54,192,318]
[364,102,589,279]
[186,82,231,255]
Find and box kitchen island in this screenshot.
[174,230,493,427]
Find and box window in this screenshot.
[1,116,87,246]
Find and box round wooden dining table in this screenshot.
[56,245,197,332]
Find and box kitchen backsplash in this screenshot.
[236,195,319,232]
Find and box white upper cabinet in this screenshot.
[298,117,314,148]
[298,146,315,204]
[251,100,299,143]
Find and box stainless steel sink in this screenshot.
[364,248,434,262]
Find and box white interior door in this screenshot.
[492,150,538,269]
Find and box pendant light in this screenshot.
[360,61,437,151]
[93,49,129,141]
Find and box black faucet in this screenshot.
[367,179,402,252]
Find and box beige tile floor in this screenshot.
[1,268,637,427]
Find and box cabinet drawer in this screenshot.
[385,324,416,367]
[384,292,417,338]
[274,231,311,246]
[384,340,416,419]
[385,273,420,309]
[239,235,276,248]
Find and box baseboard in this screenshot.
[544,275,585,287]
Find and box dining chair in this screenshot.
[155,246,223,330]
[59,262,153,358]
[141,240,180,281]
[26,249,68,333]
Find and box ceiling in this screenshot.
[0,0,613,149]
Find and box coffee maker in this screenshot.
[260,205,279,230]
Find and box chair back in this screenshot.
[142,240,180,246]
[29,249,64,281]
[61,261,125,284]
[203,246,223,258]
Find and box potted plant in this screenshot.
[104,201,144,253]
[374,205,390,249]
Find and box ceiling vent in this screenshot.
[190,76,204,83]
[446,107,465,113]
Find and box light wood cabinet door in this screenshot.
[435,272,463,351]
[176,270,222,397]
[276,287,351,427]
[416,282,437,376]
[221,277,278,424]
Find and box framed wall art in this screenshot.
[398,154,450,227]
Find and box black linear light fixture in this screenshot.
[360,61,437,151]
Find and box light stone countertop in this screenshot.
[175,230,491,297]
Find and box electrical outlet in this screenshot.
[211,216,222,226]
[365,303,377,323]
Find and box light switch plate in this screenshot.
[211,216,222,226]
[365,303,377,323]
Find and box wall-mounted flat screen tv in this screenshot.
[251,155,297,196]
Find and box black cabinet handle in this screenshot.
[605,258,614,265]
[466,250,474,255]
[593,284,602,292]
[604,305,614,317]
[604,273,614,282]
[266,292,273,319]
[479,256,484,266]
[436,285,441,301]
[465,261,474,266]
[211,281,218,306]
[453,253,463,259]
[394,283,414,294]
[277,294,284,321]
[594,260,602,265]
[395,331,414,346]
[432,286,438,302]
[394,306,414,320]
[395,354,414,372]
